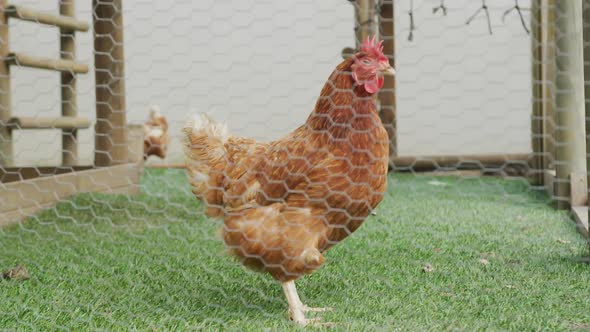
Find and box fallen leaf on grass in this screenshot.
[557,238,571,244]
[569,322,590,330]
[427,180,448,187]
[422,263,434,273]
[2,265,30,281]
[480,251,496,258]
[478,258,490,266]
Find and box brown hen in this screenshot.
[182,37,394,326]
[143,105,169,160]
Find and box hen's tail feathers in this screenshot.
[182,113,230,216]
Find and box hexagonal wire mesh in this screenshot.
[1,0,590,330]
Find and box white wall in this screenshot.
[8,0,531,166]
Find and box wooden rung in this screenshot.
[5,5,89,32]
[6,53,88,74]
[7,116,91,130]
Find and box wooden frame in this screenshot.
[0,0,142,226]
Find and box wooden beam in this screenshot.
[5,5,89,32]
[0,0,11,166]
[354,0,377,48]
[0,165,93,183]
[6,53,88,73]
[531,0,544,185]
[378,0,397,165]
[554,0,587,209]
[7,116,90,130]
[570,172,587,206]
[60,0,78,166]
[571,206,590,239]
[93,0,128,166]
[149,154,531,175]
[541,0,556,173]
[391,153,530,173]
[583,0,590,251]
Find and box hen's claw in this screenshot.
[290,315,335,327]
[302,305,334,312]
[283,281,336,327]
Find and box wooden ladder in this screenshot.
[0,0,90,166]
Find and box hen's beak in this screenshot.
[379,62,396,76]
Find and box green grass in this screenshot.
[1,169,589,331]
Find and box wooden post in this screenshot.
[354,0,377,48]
[378,0,397,161]
[60,0,77,166]
[531,0,544,185]
[93,0,128,166]
[583,0,590,244]
[0,0,11,166]
[542,0,556,177]
[554,0,587,209]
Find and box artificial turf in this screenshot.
[1,168,589,331]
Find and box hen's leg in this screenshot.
[281,281,334,326]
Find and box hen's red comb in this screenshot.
[360,36,387,61]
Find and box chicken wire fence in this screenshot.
[1,0,589,330]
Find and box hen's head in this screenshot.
[351,36,395,94]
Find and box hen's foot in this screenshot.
[301,305,334,313]
[282,280,335,327]
[289,313,335,327]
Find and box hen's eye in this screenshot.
[362,59,372,65]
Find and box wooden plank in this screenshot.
[93,0,128,166]
[99,183,140,196]
[570,172,588,206]
[60,0,78,166]
[541,0,556,172]
[554,0,587,210]
[531,0,544,185]
[583,0,590,235]
[150,154,530,174]
[0,165,93,183]
[0,173,77,212]
[146,163,186,169]
[7,116,90,130]
[0,164,142,226]
[391,153,530,172]
[0,183,140,227]
[571,206,589,239]
[0,202,54,227]
[76,163,141,193]
[378,0,397,165]
[6,53,88,73]
[544,169,556,194]
[0,0,11,166]
[5,5,89,32]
